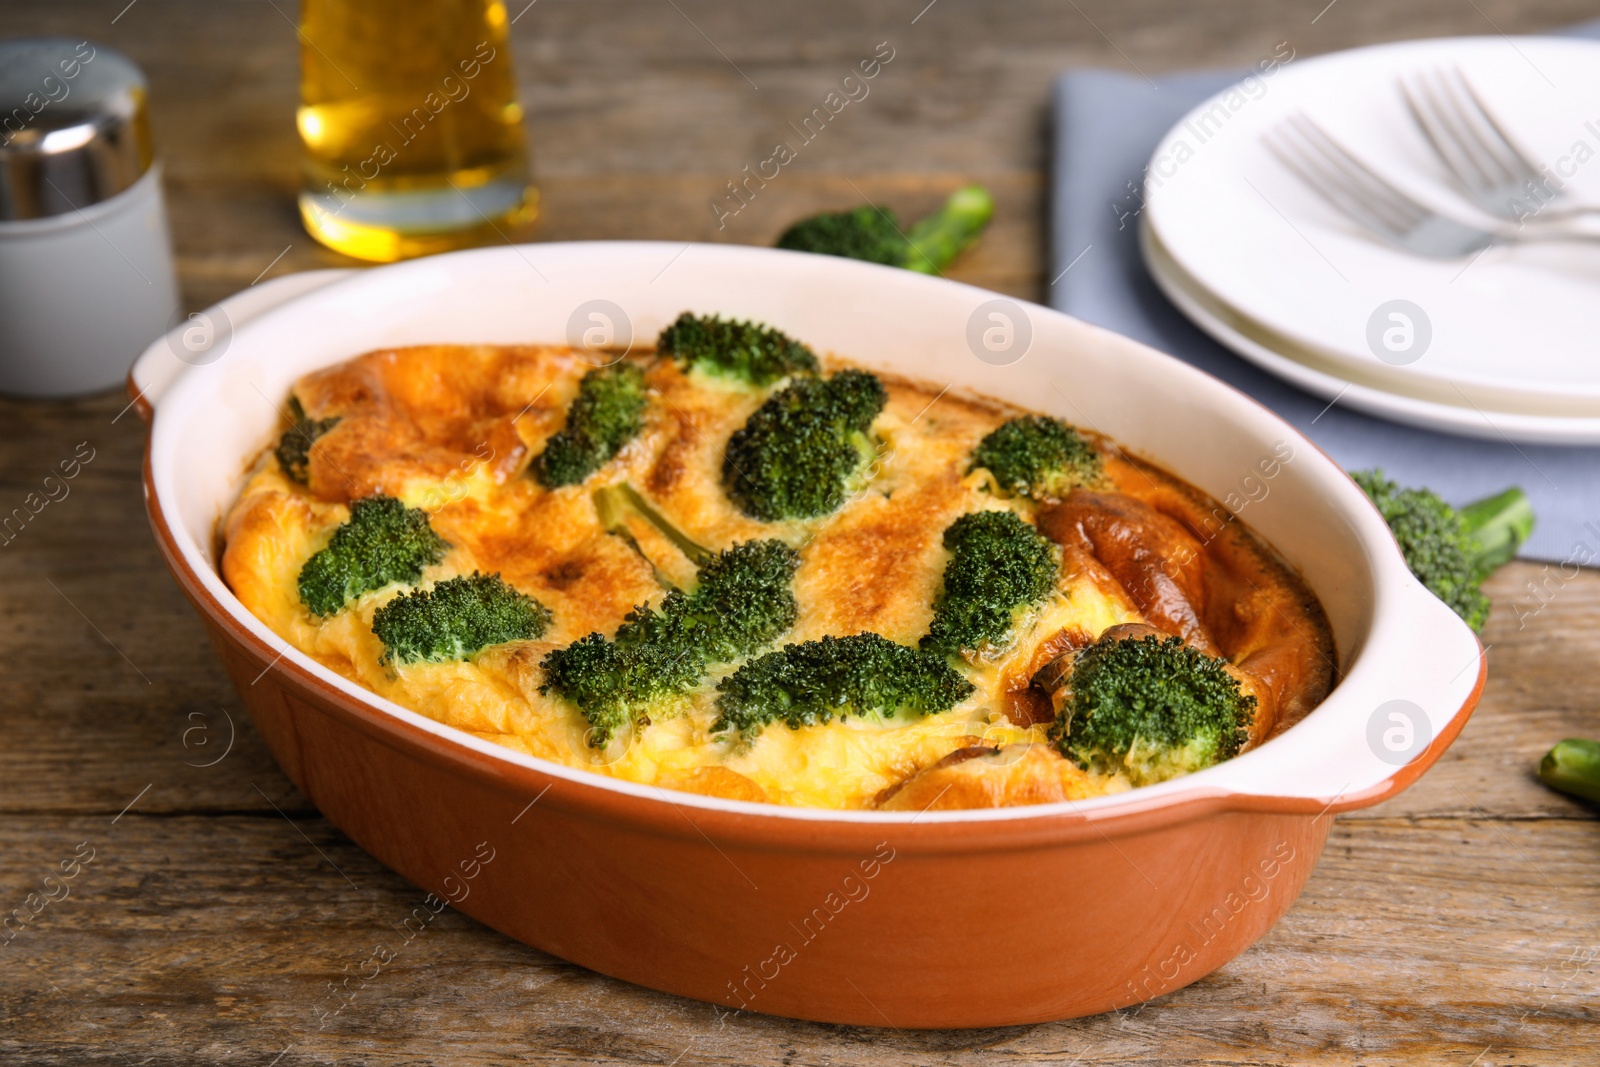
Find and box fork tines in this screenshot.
[1264,115,1432,243]
[1400,67,1552,210]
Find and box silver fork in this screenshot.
[1400,68,1600,223]
[1264,115,1600,259]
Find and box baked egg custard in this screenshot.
[222,313,1334,810]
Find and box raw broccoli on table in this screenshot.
[1539,739,1600,805]
[372,572,551,666]
[775,185,995,275]
[712,633,976,736]
[1351,470,1533,632]
[722,369,887,522]
[297,495,449,617]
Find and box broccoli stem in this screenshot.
[1458,487,1535,578]
[593,485,677,589]
[593,482,711,567]
[903,185,995,274]
[1539,738,1600,804]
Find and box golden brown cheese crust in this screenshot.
[221,343,1334,810]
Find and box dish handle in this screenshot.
[125,269,357,423]
[1223,576,1486,816]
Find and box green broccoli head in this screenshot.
[722,369,888,522]
[1051,633,1254,786]
[776,205,906,266]
[713,632,976,735]
[274,395,341,485]
[775,186,995,275]
[1351,470,1533,633]
[534,632,644,745]
[643,538,802,662]
[297,495,449,617]
[656,312,819,387]
[372,572,551,666]
[605,539,801,670]
[541,539,801,745]
[969,415,1103,502]
[534,363,649,488]
[921,509,1059,657]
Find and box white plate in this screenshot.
[1142,219,1600,443]
[1143,36,1600,425]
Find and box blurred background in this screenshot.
[9,0,1595,314]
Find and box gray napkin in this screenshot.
[1049,23,1600,563]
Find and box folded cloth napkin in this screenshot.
[1049,21,1600,563]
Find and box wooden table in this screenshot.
[3,2,1598,1063]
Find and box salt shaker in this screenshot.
[0,38,180,399]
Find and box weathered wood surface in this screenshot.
[1,1,1598,1063]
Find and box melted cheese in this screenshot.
[222,343,1331,810]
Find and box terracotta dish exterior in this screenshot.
[132,245,1483,1027]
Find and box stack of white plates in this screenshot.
[1141,36,1600,445]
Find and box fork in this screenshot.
[1264,115,1600,259]
[1400,68,1600,223]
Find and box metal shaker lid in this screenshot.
[0,39,154,222]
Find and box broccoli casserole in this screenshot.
[222,313,1333,810]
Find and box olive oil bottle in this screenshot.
[297,0,536,261]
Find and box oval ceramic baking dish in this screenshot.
[131,243,1483,1028]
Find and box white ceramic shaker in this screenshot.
[0,38,180,398]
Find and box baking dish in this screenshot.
[131,243,1483,1027]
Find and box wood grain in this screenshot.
[2,815,1595,1065]
[0,1,1597,1063]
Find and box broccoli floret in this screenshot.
[541,539,801,745]
[624,539,802,663]
[536,633,654,745]
[1352,470,1534,633]
[921,510,1059,657]
[656,312,818,387]
[776,185,995,275]
[372,572,551,666]
[274,395,340,484]
[298,496,449,617]
[969,415,1103,502]
[1049,633,1254,786]
[534,363,649,488]
[777,205,905,267]
[713,633,976,735]
[722,369,887,521]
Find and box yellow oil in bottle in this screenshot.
[297,0,537,262]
